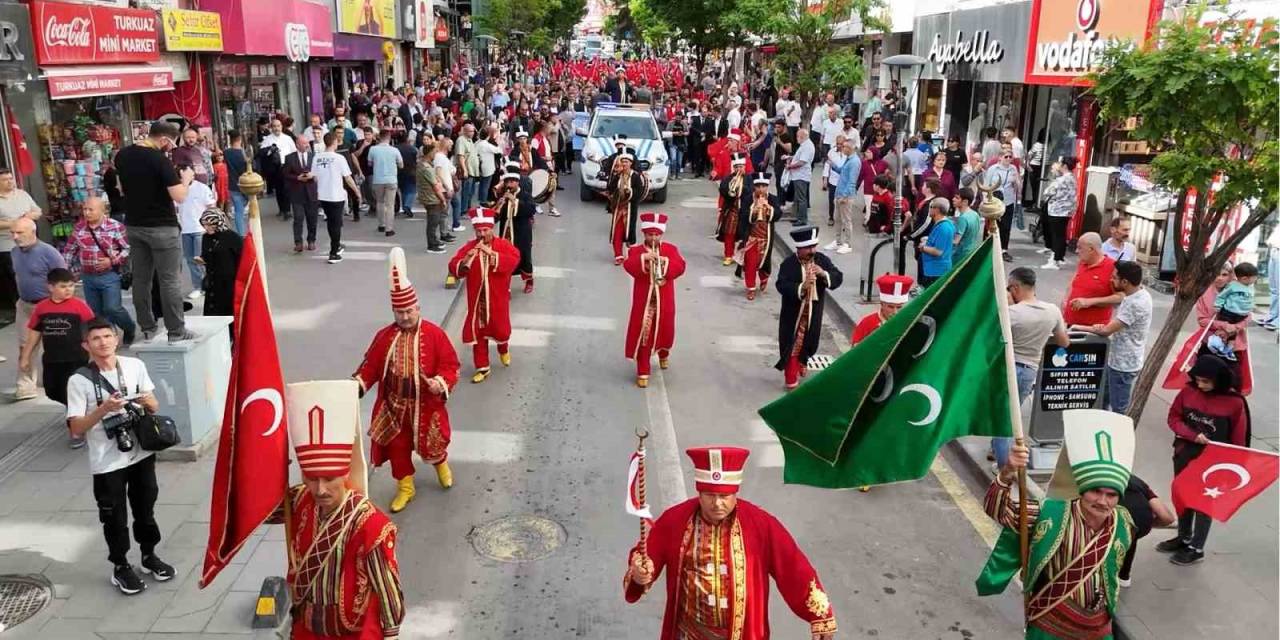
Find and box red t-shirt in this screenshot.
[1063,256,1117,326]
[27,296,95,363]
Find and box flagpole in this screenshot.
[238,168,270,298]
[634,426,651,548]
[986,223,1030,615]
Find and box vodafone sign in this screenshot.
[1024,0,1163,85]
[31,1,160,65]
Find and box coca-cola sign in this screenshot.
[31,1,160,65]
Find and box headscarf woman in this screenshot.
[197,208,243,318]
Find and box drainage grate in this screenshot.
[807,355,836,371]
[0,575,53,632]
[469,514,566,563]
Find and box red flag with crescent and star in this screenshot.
[200,234,289,588]
[1171,442,1279,523]
[6,103,34,180]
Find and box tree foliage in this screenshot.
[1086,4,1278,421]
[476,0,586,55]
[641,0,740,71]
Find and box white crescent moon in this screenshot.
[242,388,284,437]
[871,367,895,403]
[913,316,937,359]
[898,384,942,426]
[1201,462,1251,491]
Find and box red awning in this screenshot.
[44,64,174,100]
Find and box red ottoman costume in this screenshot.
[623,212,687,387]
[448,207,521,382]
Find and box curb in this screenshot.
[0,409,68,486]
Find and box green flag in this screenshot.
[759,236,1014,488]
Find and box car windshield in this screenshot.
[591,114,660,141]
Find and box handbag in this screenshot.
[86,362,180,452]
[86,224,132,290]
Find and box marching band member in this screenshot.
[738,172,780,300]
[775,226,844,390]
[622,213,687,388]
[607,148,647,265]
[716,153,751,266]
[448,208,522,384]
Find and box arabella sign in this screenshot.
[927,30,1004,74]
[913,2,1031,83]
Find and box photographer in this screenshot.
[67,317,174,595]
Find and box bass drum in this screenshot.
[528,169,556,204]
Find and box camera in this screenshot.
[102,402,145,453]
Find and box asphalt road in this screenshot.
[251,175,1025,639]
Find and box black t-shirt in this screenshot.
[27,297,94,363]
[397,144,419,180]
[1121,475,1157,538]
[115,144,181,227]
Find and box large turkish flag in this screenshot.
[200,235,290,588]
[1172,442,1279,523]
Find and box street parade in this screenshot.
[0,0,1276,639]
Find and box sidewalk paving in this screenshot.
[0,199,468,638]
[768,179,1279,640]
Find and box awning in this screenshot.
[44,64,175,100]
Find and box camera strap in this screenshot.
[79,362,128,406]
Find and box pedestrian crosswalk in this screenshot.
[509,313,616,331]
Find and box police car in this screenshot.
[577,103,670,203]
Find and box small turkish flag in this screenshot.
[5,103,34,179]
[200,235,290,588]
[1171,442,1279,523]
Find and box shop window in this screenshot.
[36,96,134,243]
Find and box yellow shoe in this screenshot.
[500,353,511,367]
[659,358,669,370]
[444,275,458,289]
[722,257,733,266]
[471,369,490,384]
[636,375,649,388]
[389,476,416,513]
[859,486,871,493]
[435,461,453,489]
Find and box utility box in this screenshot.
[132,316,232,460]
[1029,332,1109,445]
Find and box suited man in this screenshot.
[604,68,630,103]
[282,133,320,252]
[686,102,707,178]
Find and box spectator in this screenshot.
[830,138,862,254]
[223,131,249,235]
[1063,232,1122,326]
[980,127,1002,164]
[18,267,94,439]
[1120,473,1176,586]
[958,151,985,191]
[867,174,896,235]
[920,152,957,199]
[1164,264,1255,394]
[170,128,211,185]
[11,216,67,398]
[1074,260,1151,414]
[1001,126,1025,162]
[258,118,297,220]
[942,135,967,186]
[916,197,955,288]
[417,141,448,254]
[432,136,459,233]
[1040,158,1078,269]
[901,136,928,181]
[116,121,192,343]
[311,132,361,265]
[0,167,42,335]
[195,209,242,315]
[820,135,848,228]
[368,129,403,236]
[175,164,215,302]
[818,107,843,163]
[951,188,983,262]
[1101,215,1137,262]
[996,267,1070,466]
[67,317,175,595]
[983,147,1020,262]
[475,125,503,206]
[394,132,419,219]
[839,113,861,152]
[455,123,480,213]
[61,198,135,345]
[300,113,329,152]
[211,149,229,212]
[669,113,689,180]
[786,129,814,225]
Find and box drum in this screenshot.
[528,169,554,204]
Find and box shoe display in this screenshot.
[111,564,146,595]
[389,475,416,513]
[435,462,454,489]
[1170,548,1205,566]
[1155,536,1187,553]
[140,554,176,581]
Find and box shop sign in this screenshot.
[414,0,434,49]
[1,14,28,65]
[285,23,312,62]
[31,1,161,65]
[1037,341,1107,412]
[912,2,1031,83]
[47,66,173,99]
[434,20,448,43]
[1024,0,1164,85]
[161,9,223,52]
[338,0,397,37]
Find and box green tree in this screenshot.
[476,0,584,56]
[642,0,740,73]
[1086,6,1278,421]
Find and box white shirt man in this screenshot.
[260,124,298,158]
[821,110,843,147]
[777,95,802,128]
[726,100,743,132]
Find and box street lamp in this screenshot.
[881,54,926,275]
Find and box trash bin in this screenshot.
[131,315,233,460]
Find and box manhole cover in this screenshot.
[808,355,836,370]
[0,575,52,632]
[469,514,566,563]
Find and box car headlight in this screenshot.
[585,150,602,163]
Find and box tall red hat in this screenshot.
[469,206,496,229]
[686,446,750,494]
[387,247,418,311]
[876,273,914,304]
[639,212,668,233]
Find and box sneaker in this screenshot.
[328,254,344,264]
[1170,548,1204,566]
[1155,536,1187,553]
[1118,576,1132,588]
[378,225,386,232]
[836,244,853,254]
[1040,261,1060,270]
[452,225,465,232]
[142,328,160,342]
[1037,247,1053,255]
[167,329,196,344]
[823,241,839,251]
[306,242,316,251]
[442,234,457,243]
[1002,251,1014,262]
[185,290,203,301]
[337,244,346,256]
[68,435,86,449]
[140,554,175,581]
[427,246,447,254]
[111,564,146,595]
[548,209,562,217]
[293,243,304,253]
[385,230,396,237]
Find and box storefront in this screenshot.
[0,3,43,202]
[204,0,334,145]
[911,2,1031,147]
[1023,0,1164,241]
[28,1,172,236]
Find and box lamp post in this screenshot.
[881,54,926,275]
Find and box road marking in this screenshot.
[719,335,774,355]
[273,301,342,330]
[931,455,1001,547]
[532,266,576,278]
[646,369,688,507]
[680,196,720,209]
[698,275,736,289]
[747,418,784,469]
[399,601,460,638]
[448,431,525,464]
[506,329,553,347]
[511,313,617,331]
[310,251,386,261]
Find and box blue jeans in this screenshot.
[993,363,1038,467]
[230,191,248,236]
[669,147,684,177]
[398,175,417,217]
[477,175,494,207]
[81,271,136,339]
[450,190,463,228]
[1106,367,1138,414]
[181,232,203,291]
[460,177,478,214]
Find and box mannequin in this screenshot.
[967,102,987,154]
[995,104,1011,131]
